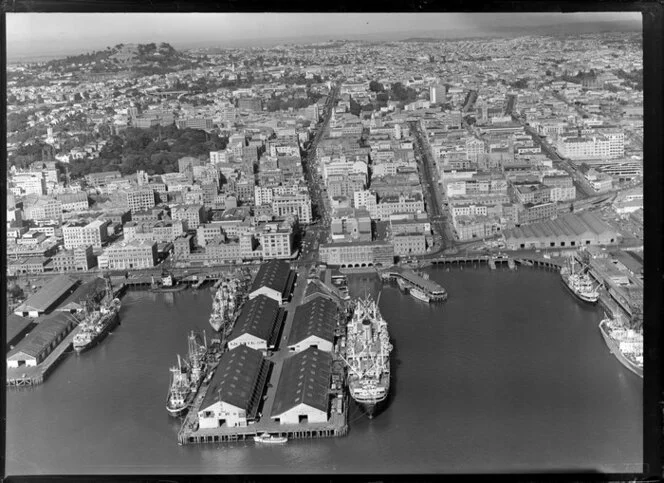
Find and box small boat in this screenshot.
[253,432,288,444]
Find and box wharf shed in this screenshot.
[287,297,338,353]
[197,345,271,429]
[13,274,80,318]
[248,259,296,305]
[6,314,37,352]
[226,295,284,352]
[502,212,619,250]
[55,277,108,314]
[6,312,78,368]
[270,347,333,425]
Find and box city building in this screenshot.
[257,223,294,259]
[171,204,206,230]
[318,240,394,267]
[62,219,110,249]
[126,188,156,213]
[272,193,312,224]
[102,239,158,270]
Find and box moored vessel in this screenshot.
[166,354,193,417]
[73,277,122,353]
[599,316,643,378]
[253,432,288,444]
[560,256,599,303]
[341,294,392,418]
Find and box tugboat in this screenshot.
[560,255,600,303]
[341,293,392,418]
[73,277,122,353]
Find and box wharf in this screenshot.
[7,325,82,387]
[177,265,349,445]
[380,266,447,299]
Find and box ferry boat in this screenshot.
[341,294,392,418]
[73,278,122,353]
[254,433,288,444]
[560,256,600,303]
[599,316,643,378]
[409,287,431,303]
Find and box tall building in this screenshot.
[62,219,110,249]
[430,84,446,104]
[271,193,312,224]
[126,188,156,213]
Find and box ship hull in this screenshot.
[410,289,431,303]
[599,320,643,378]
[151,284,187,293]
[561,276,598,304]
[166,404,187,417]
[353,396,387,419]
[73,311,120,353]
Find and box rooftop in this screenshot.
[199,344,269,417]
[14,274,80,314]
[7,312,78,359]
[287,297,338,346]
[270,347,332,417]
[249,259,293,295]
[229,295,281,343]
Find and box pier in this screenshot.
[6,325,82,387]
[177,265,349,445]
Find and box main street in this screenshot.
[409,120,456,252]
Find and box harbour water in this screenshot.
[6,267,642,475]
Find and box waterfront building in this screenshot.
[126,188,156,213]
[248,259,296,305]
[256,223,294,260]
[226,295,283,353]
[392,233,428,256]
[502,212,619,250]
[195,223,225,248]
[197,345,271,429]
[287,297,337,354]
[6,314,36,353]
[50,245,96,272]
[205,238,242,263]
[270,348,332,425]
[103,239,158,270]
[318,240,395,268]
[55,277,107,314]
[62,219,110,249]
[13,274,80,318]
[6,312,79,368]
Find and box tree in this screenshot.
[369,80,384,92]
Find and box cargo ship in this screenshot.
[73,278,122,353]
[599,316,643,378]
[560,256,600,303]
[341,294,392,418]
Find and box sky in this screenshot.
[6,12,642,60]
